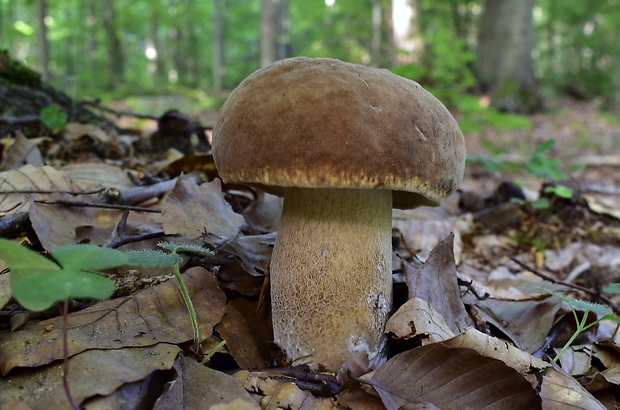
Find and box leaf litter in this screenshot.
[2,101,620,408]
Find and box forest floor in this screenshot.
[1,95,620,409]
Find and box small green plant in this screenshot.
[0,239,215,409]
[128,241,214,353]
[40,104,68,130]
[542,288,620,363]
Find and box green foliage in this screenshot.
[0,240,124,311]
[525,140,565,181]
[40,104,68,130]
[541,288,620,364]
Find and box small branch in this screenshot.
[34,198,161,213]
[79,100,159,120]
[511,257,620,315]
[0,114,41,125]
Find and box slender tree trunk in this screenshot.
[276,0,289,60]
[64,5,75,77]
[260,0,280,67]
[35,0,50,81]
[476,0,541,113]
[212,0,223,93]
[101,0,124,89]
[84,0,98,83]
[370,0,382,67]
[391,0,424,64]
[149,0,166,82]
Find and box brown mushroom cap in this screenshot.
[213,57,466,209]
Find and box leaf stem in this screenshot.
[171,263,201,353]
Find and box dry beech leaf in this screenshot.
[223,233,276,276]
[540,363,606,409]
[443,327,548,387]
[29,192,125,250]
[0,132,44,171]
[243,191,283,232]
[161,176,244,245]
[0,273,10,310]
[214,298,274,370]
[385,298,455,343]
[61,162,136,189]
[368,343,540,410]
[0,165,75,215]
[0,267,226,375]
[0,344,180,410]
[476,280,563,353]
[153,355,259,409]
[405,234,471,334]
[209,398,261,410]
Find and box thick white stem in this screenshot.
[270,188,393,371]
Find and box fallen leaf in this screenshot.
[540,363,606,409]
[243,191,283,232]
[0,165,75,215]
[161,176,244,245]
[222,233,276,276]
[405,234,471,333]
[385,298,455,343]
[153,355,259,409]
[368,343,540,410]
[0,273,10,309]
[0,132,44,171]
[214,298,274,370]
[0,343,180,410]
[0,267,226,375]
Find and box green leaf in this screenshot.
[602,283,620,294]
[126,250,182,268]
[40,104,68,130]
[50,244,130,271]
[541,288,612,315]
[0,240,116,311]
[544,184,574,199]
[12,269,115,311]
[158,241,214,257]
[0,239,61,282]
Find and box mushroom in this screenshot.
[212,57,466,372]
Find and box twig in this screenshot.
[511,257,620,315]
[34,198,161,213]
[105,211,167,248]
[79,100,159,120]
[0,115,41,125]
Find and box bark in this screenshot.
[212,0,223,93]
[476,0,542,113]
[35,0,50,81]
[276,0,289,60]
[391,0,424,64]
[260,0,280,67]
[370,0,382,67]
[101,0,124,89]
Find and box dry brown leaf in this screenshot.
[0,273,10,310]
[0,165,75,215]
[29,192,124,250]
[443,327,548,387]
[214,298,274,370]
[540,364,606,409]
[243,191,283,232]
[222,233,276,276]
[368,343,540,410]
[385,298,455,343]
[60,162,136,189]
[0,343,180,410]
[153,355,259,409]
[161,176,244,245]
[475,280,563,353]
[405,234,471,334]
[210,398,261,410]
[0,132,45,171]
[0,267,226,375]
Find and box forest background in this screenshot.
[2,0,620,138]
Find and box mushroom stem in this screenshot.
[270,188,393,371]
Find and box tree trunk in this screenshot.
[370,0,382,67]
[476,0,541,113]
[276,0,289,61]
[101,0,124,89]
[260,0,281,67]
[148,0,166,82]
[35,0,50,81]
[212,0,223,93]
[391,0,424,64]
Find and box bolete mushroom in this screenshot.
[212,57,466,372]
